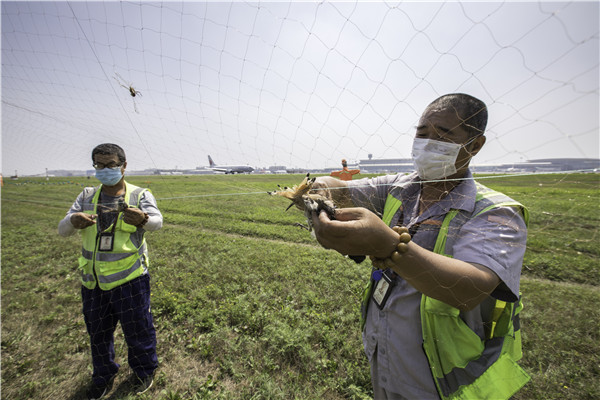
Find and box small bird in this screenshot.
[268,173,332,228]
[268,173,365,263]
[268,173,317,210]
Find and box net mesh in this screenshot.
[1,1,598,397]
[2,2,598,174]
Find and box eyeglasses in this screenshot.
[93,163,122,170]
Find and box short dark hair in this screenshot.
[426,93,488,138]
[92,143,126,163]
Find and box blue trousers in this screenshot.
[82,274,157,386]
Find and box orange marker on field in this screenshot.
[330,159,360,181]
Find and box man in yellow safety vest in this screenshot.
[58,143,162,399]
[309,94,530,399]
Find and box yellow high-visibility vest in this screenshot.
[78,181,150,290]
[362,181,530,399]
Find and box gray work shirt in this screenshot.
[348,171,527,398]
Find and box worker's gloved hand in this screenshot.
[70,212,97,229]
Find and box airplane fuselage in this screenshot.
[208,155,254,174]
[211,165,254,174]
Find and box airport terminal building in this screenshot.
[356,156,600,174]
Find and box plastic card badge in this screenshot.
[372,271,394,309]
[98,232,115,252]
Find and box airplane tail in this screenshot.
[208,155,216,167]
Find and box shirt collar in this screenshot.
[399,170,477,215]
[444,170,477,213]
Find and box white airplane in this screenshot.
[208,155,254,174]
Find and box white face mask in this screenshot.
[411,138,461,180]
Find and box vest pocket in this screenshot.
[78,256,91,271]
[452,352,530,399]
[423,298,484,372]
[78,256,96,288]
[97,253,138,275]
[422,296,529,399]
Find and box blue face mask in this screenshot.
[95,167,123,186]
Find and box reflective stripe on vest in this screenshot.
[82,242,147,262]
[129,187,146,207]
[81,272,95,284]
[80,256,144,285]
[97,256,144,284]
[435,333,504,397]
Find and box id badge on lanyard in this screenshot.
[371,269,395,309]
[98,232,115,251]
[98,213,119,252]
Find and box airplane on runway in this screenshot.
[208,155,254,174]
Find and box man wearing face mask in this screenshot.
[58,143,162,399]
[309,94,529,399]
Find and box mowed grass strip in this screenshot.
[1,173,598,399]
[516,278,600,400]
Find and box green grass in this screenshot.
[1,173,599,399]
[477,174,600,285]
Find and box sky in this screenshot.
[1,1,599,176]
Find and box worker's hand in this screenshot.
[311,207,399,258]
[311,177,352,208]
[70,212,97,229]
[310,178,334,201]
[122,207,146,226]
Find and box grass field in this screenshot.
[1,173,599,399]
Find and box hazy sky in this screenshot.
[2,1,599,175]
